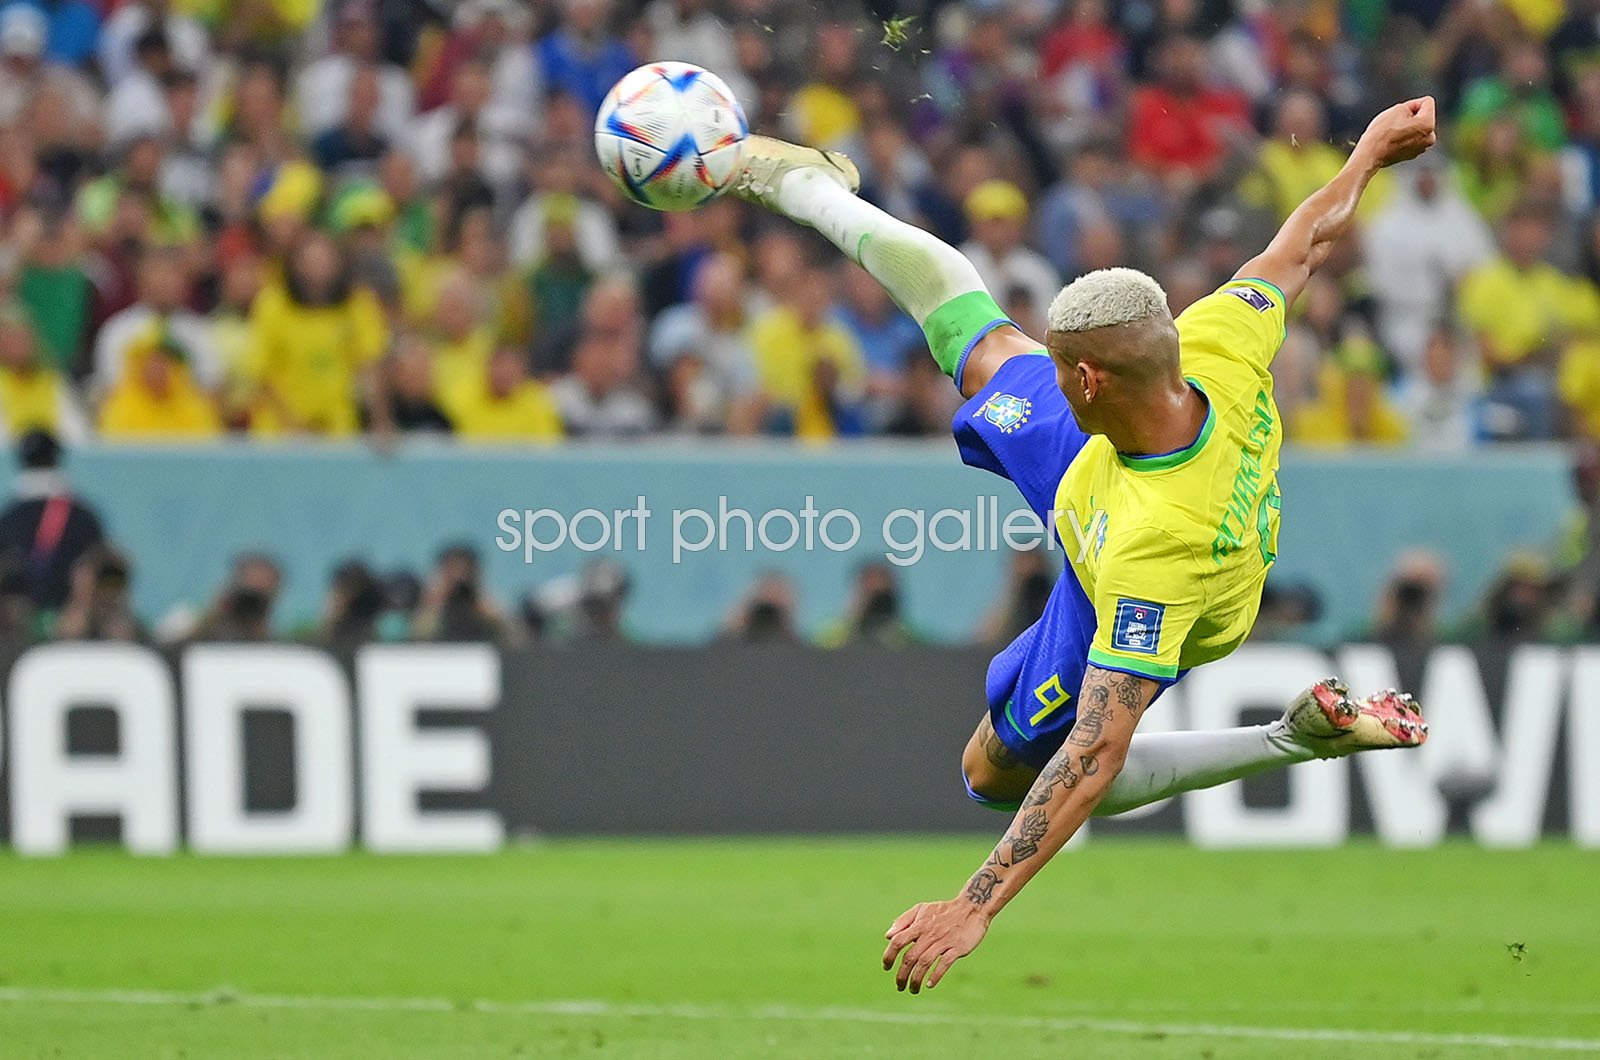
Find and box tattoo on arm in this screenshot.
[964,868,1001,905]
[1006,809,1049,864]
[1115,677,1143,717]
[1067,689,1109,747]
[980,716,1021,769]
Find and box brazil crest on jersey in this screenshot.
[1051,278,1287,683]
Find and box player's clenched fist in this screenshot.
[882,899,991,993]
[1358,96,1438,169]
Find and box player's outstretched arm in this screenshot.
[1236,97,1436,309]
[882,665,1159,993]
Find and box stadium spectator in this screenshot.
[832,263,920,419]
[97,339,220,440]
[157,67,210,210]
[417,0,541,117]
[382,334,453,435]
[1454,114,1535,223]
[1459,204,1600,440]
[1125,32,1249,188]
[1456,36,1566,153]
[92,244,219,397]
[98,0,208,88]
[408,55,529,192]
[644,0,737,84]
[1289,326,1409,449]
[548,275,655,436]
[508,143,620,273]
[959,180,1060,330]
[1395,327,1480,453]
[296,0,415,142]
[11,0,100,68]
[310,63,392,179]
[550,325,656,437]
[1367,549,1449,649]
[723,569,801,643]
[12,210,93,375]
[1240,91,1349,226]
[502,196,594,350]
[748,264,865,437]
[412,542,507,642]
[1363,154,1494,374]
[0,304,88,442]
[649,251,760,434]
[0,429,103,610]
[103,26,176,149]
[0,4,99,142]
[55,543,140,641]
[426,267,495,420]
[243,228,390,436]
[451,346,564,442]
[537,0,636,120]
[785,18,860,153]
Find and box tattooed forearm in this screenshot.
[1022,748,1080,807]
[1067,693,1108,746]
[964,867,1001,905]
[1115,675,1143,717]
[1006,809,1049,864]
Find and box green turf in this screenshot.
[0,839,1597,1059]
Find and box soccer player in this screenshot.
[728,97,1437,990]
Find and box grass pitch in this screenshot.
[0,839,1596,1059]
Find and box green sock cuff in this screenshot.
[922,291,1011,380]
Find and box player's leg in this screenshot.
[731,137,1038,397]
[1093,679,1427,817]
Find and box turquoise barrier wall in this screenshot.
[5,441,1572,644]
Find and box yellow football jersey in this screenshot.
[1052,279,1286,682]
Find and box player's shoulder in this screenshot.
[1177,280,1286,338]
[1177,279,1286,379]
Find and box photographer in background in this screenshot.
[315,558,388,648]
[56,544,141,641]
[0,430,105,613]
[412,541,507,642]
[189,552,282,641]
[1367,549,1448,649]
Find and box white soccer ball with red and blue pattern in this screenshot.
[594,62,748,212]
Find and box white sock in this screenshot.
[772,169,988,326]
[1094,723,1312,817]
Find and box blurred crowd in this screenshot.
[3,427,1597,649]
[0,0,1594,445]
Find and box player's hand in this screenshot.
[1358,97,1437,169]
[881,899,990,993]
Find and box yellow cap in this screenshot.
[330,184,395,231]
[965,179,1028,222]
[257,161,323,222]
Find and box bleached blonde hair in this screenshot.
[1046,267,1169,334]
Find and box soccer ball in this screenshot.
[594,62,748,212]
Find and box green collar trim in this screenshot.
[1117,378,1214,472]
